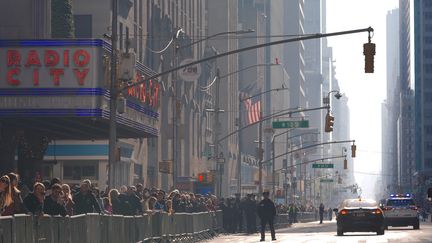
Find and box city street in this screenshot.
[207,220,432,243]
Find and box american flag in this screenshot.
[240,82,262,125]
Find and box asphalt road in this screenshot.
[206,219,432,243]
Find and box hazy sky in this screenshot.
[326,0,399,198]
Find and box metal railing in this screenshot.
[0,211,223,243]
[0,211,318,243]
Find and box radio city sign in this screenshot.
[0,47,98,88]
[0,42,160,109]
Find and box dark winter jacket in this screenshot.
[43,196,67,216]
[23,193,43,215]
[73,192,101,214]
[256,198,276,219]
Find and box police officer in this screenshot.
[319,203,325,224]
[234,193,243,232]
[243,194,256,234]
[257,191,276,241]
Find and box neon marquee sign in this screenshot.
[5,49,91,86]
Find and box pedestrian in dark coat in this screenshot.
[256,191,276,241]
[24,182,45,216]
[234,193,243,232]
[43,184,67,216]
[73,179,101,214]
[319,203,325,224]
[244,194,257,234]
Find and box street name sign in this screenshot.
[312,163,334,169]
[272,120,309,129]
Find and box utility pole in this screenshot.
[214,68,221,197]
[172,37,177,189]
[258,109,263,197]
[172,28,183,189]
[237,94,242,196]
[108,0,118,189]
[272,135,276,200]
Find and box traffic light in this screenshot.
[364,42,376,73]
[325,113,334,132]
[428,187,432,199]
[198,173,207,183]
[351,145,356,158]
[344,158,348,170]
[198,172,213,184]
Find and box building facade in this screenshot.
[414,0,432,199]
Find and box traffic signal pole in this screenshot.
[261,140,356,165]
[122,27,374,92]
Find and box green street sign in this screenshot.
[201,151,212,157]
[320,179,334,183]
[312,163,334,169]
[272,120,309,129]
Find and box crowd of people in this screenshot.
[0,172,219,217]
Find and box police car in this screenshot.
[382,194,419,230]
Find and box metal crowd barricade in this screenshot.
[0,211,222,243]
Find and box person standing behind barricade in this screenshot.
[73,179,101,214]
[244,194,257,234]
[0,175,15,216]
[61,184,74,216]
[154,190,166,211]
[7,173,27,214]
[165,199,174,215]
[257,191,276,241]
[43,183,67,216]
[24,182,45,216]
[109,189,126,215]
[319,203,325,224]
[135,183,144,200]
[127,186,143,215]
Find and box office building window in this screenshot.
[74,15,92,38]
[63,161,98,180]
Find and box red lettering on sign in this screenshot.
[7,50,21,67]
[73,49,90,67]
[44,50,59,67]
[33,69,39,86]
[73,68,89,85]
[139,83,146,103]
[6,68,20,86]
[50,68,64,86]
[148,80,153,106]
[25,50,42,67]
[153,82,159,107]
[63,50,69,67]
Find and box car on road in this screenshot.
[335,198,385,236]
[381,194,419,230]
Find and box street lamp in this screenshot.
[108,0,118,189]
